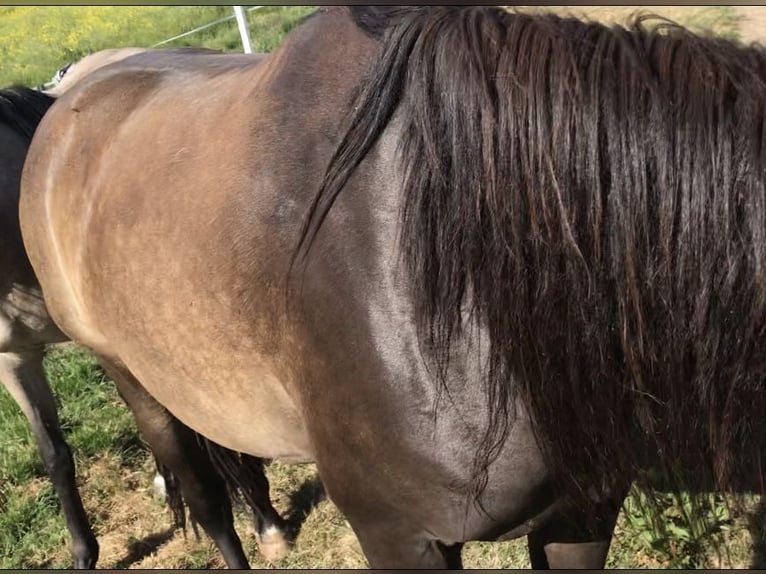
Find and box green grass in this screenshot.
[0,482,65,568]
[158,6,316,54]
[0,346,139,568]
[0,6,314,87]
[0,3,761,569]
[0,347,136,488]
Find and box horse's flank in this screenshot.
[6,49,294,566]
[20,16,367,463]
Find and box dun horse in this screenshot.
[2,50,288,569]
[20,6,766,568]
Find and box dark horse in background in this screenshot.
[0,86,106,567]
[19,6,766,568]
[0,50,292,570]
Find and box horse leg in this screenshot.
[360,529,464,568]
[0,350,99,569]
[344,515,464,568]
[96,356,250,569]
[205,448,290,561]
[245,459,291,562]
[527,492,625,569]
[151,446,289,561]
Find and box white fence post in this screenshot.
[233,6,254,54]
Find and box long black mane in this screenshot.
[296,6,766,511]
[0,87,55,142]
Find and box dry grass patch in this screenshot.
[510,6,741,40]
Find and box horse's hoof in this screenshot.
[72,545,99,569]
[257,526,290,562]
[73,558,97,570]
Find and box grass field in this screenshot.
[0,4,762,569]
[0,6,314,87]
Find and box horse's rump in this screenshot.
[18,24,379,464]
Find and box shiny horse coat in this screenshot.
[5,48,289,569]
[20,8,616,568]
[22,6,766,568]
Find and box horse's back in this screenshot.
[46,47,248,96]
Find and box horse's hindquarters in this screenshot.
[20,60,314,463]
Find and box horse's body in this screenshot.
[20,16,570,568]
[21,6,766,568]
[2,48,291,569]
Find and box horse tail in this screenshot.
[0,87,55,141]
[0,87,57,272]
[299,4,766,516]
[153,457,189,532]
[153,436,276,534]
[199,435,278,524]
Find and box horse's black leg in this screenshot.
[0,350,99,569]
[96,356,249,569]
[528,536,613,569]
[199,440,290,561]
[360,530,463,568]
[527,492,625,569]
[230,454,290,561]
[443,541,465,569]
[359,532,463,568]
[342,514,464,568]
[317,462,464,568]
